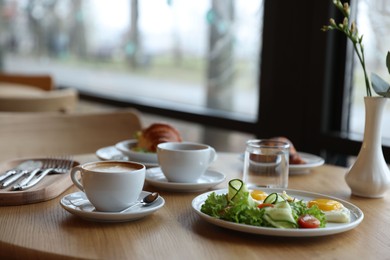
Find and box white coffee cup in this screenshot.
[70,161,145,212]
[157,142,217,183]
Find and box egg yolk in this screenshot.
[251,190,268,201]
[308,199,343,211]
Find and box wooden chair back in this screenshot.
[0,73,78,112]
[0,109,142,161]
[0,88,78,113]
[0,73,53,91]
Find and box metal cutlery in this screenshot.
[14,160,52,188]
[0,160,40,182]
[13,157,73,191]
[0,160,43,189]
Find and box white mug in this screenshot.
[157,142,217,183]
[70,161,145,212]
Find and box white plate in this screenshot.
[60,191,165,222]
[145,167,226,192]
[289,152,325,174]
[96,146,159,168]
[240,152,325,175]
[192,188,364,237]
[115,139,158,163]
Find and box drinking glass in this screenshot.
[243,139,289,188]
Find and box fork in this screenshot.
[13,156,73,191]
[13,160,50,189]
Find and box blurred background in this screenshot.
[0,0,389,165]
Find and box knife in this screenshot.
[0,161,42,189]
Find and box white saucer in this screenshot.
[60,191,165,222]
[145,167,226,192]
[96,146,159,168]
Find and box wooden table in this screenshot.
[0,153,389,260]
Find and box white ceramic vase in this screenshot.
[345,96,390,198]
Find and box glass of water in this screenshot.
[243,139,290,189]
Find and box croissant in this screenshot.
[136,123,182,152]
[270,137,306,164]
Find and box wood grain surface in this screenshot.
[0,153,389,260]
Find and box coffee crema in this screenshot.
[86,163,140,173]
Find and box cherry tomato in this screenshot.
[257,203,274,209]
[298,214,320,228]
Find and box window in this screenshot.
[0,0,263,119]
[350,0,390,139]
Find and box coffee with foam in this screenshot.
[86,162,141,173]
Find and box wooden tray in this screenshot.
[0,158,79,206]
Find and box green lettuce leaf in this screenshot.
[201,191,264,226]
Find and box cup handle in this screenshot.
[209,147,217,163]
[70,166,84,191]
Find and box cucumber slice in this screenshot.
[264,215,297,229]
[228,179,245,201]
[263,193,278,204]
[227,179,256,206]
[263,201,297,228]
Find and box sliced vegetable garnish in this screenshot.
[263,201,297,228]
[228,179,245,202]
[263,193,279,204]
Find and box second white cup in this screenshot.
[157,142,217,183]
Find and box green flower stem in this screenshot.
[322,0,372,97]
[353,42,372,96]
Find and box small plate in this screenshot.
[96,146,159,168]
[192,188,364,237]
[115,139,158,163]
[240,152,325,175]
[145,167,226,192]
[60,191,165,222]
[289,152,325,174]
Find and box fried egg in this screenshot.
[250,190,269,202]
[308,198,350,223]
